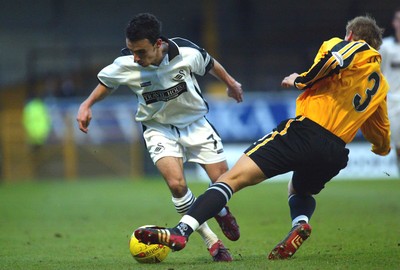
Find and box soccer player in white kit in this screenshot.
[380,7,400,172]
[76,13,243,261]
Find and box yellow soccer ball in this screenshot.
[129,227,171,263]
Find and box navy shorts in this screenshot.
[244,116,349,195]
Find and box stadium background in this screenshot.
[0,0,399,181]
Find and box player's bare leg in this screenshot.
[155,157,232,261]
[200,161,229,184]
[200,161,240,241]
[182,154,267,224]
[156,157,187,197]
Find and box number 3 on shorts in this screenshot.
[353,72,380,112]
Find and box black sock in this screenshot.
[288,194,316,222]
[184,182,233,227]
[171,222,194,237]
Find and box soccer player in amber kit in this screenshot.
[135,15,391,259]
[76,13,243,261]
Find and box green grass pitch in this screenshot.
[0,178,399,269]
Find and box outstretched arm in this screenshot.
[283,39,369,90]
[209,59,243,103]
[76,83,110,133]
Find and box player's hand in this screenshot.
[76,104,92,133]
[281,73,299,88]
[227,80,243,103]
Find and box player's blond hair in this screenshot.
[346,16,384,50]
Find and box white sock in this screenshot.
[217,207,228,217]
[196,222,218,248]
[171,189,195,215]
[292,215,309,227]
[172,189,219,248]
[180,214,200,230]
[180,215,218,248]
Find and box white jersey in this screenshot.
[98,37,214,128]
[380,36,400,98]
[380,36,400,146]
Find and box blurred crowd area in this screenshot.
[0,0,398,181]
[0,0,397,96]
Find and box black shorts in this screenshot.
[244,116,349,195]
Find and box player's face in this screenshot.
[393,11,400,33]
[126,38,161,67]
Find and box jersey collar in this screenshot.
[161,36,179,61]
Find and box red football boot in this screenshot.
[134,226,187,251]
[268,222,312,260]
[208,240,233,262]
[214,206,240,241]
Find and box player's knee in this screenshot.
[166,179,188,198]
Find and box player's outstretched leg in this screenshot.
[268,221,312,260]
[171,188,233,261]
[134,226,188,251]
[214,206,240,241]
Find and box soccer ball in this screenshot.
[129,226,171,263]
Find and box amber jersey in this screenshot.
[294,37,390,154]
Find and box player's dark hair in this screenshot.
[346,15,384,50]
[125,13,161,44]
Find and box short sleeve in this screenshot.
[189,48,214,76]
[171,38,214,76]
[97,57,130,90]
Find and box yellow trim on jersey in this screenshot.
[295,37,390,145]
[246,116,306,156]
[295,41,368,89]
